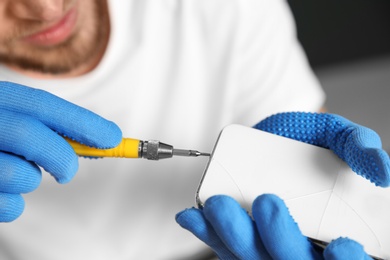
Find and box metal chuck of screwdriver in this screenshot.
[140,140,210,160]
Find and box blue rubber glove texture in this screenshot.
[252,195,321,259]
[0,81,122,221]
[254,112,390,187]
[176,194,321,260]
[177,195,372,260]
[324,238,372,260]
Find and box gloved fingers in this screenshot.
[0,81,122,148]
[0,110,78,184]
[255,112,390,187]
[323,237,372,260]
[202,195,271,259]
[254,112,329,146]
[343,127,390,187]
[0,152,41,193]
[0,193,24,222]
[176,207,237,259]
[252,194,321,260]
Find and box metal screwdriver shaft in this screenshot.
[173,149,211,157]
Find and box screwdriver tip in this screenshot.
[173,149,210,157]
[190,151,211,157]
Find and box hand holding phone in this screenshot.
[196,124,390,259]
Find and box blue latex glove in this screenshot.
[0,81,122,222]
[176,194,372,260]
[255,112,390,187]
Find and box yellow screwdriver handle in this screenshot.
[65,138,141,158]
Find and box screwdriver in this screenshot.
[65,138,210,160]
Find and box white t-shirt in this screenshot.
[0,0,325,259]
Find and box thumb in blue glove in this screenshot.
[176,194,321,260]
[0,81,122,221]
[176,194,372,260]
[254,112,390,187]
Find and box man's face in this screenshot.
[0,0,110,76]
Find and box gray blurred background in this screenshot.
[287,0,390,151]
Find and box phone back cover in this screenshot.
[197,124,390,259]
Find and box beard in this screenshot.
[0,0,110,75]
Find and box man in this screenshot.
[0,0,109,77]
[0,0,330,259]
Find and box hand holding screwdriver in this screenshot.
[0,81,209,222]
[0,81,122,222]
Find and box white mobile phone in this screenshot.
[197,124,390,259]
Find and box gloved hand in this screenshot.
[255,112,390,187]
[0,81,122,222]
[176,194,372,260]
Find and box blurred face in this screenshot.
[0,0,110,77]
